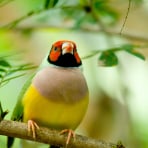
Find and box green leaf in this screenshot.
[121,44,145,60]
[126,49,145,60]
[0,68,6,72]
[0,60,11,67]
[93,0,118,24]
[98,51,118,66]
[121,44,134,50]
[44,0,59,9]
[1,73,26,84]
[0,74,3,78]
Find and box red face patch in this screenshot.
[74,52,81,64]
[49,46,61,62]
[48,40,82,67]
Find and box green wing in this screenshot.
[11,74,35,121]
[7,74,35,148]
[10,57,48,121]
[7,54,48,148]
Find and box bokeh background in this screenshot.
[0,0,148,147]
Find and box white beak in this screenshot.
[62,42,74,55]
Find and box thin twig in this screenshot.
[120,0,132,35]
[4,22,148,43]
[1,9,44,29]
[0,5,82,29]
[0,1,147,43]
[0,120,115,148]
[81,43,147,60]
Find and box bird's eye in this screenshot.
[53,47,58,51]
[53,47,61,52]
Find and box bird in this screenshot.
[7,40,89,148]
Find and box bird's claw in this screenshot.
[27,120,39,139]
[60,129,75,146]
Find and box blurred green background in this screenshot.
[0,0,148,147]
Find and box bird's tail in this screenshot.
[7,137,14,148]
[50,145,61,148]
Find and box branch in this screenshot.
[0,120,115,148]
[0,2,147,43]
[1,9,44,29]
[2,22,148,43]
[0,5,81,29]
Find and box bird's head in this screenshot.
[48,40,82,67]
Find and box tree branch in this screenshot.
[0,2,148,43]
[0,5,81,29]
[0,120,115,148]
[2,22,148,43]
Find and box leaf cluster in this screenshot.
[0,0,146,67]
[83,44,145,66]
[0,55,37,87]
[0,0,142,29]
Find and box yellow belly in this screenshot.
[22,84,89,130]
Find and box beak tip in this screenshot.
[62,42,74,55]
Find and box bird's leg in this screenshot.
[27,120,39,139]
[60,129,75,146]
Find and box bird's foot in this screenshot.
[60,129,75,146]
[27,120,39,139]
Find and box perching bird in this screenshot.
[7,40,89,148]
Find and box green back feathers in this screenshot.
[11,74,35,121]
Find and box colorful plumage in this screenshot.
[7,40,89,148]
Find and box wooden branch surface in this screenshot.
[0,120,114,148]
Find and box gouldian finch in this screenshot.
[7,40,89,148]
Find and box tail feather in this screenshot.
[7,137,14,148]
[50,145,61,148]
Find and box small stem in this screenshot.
[120,0,132,35]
